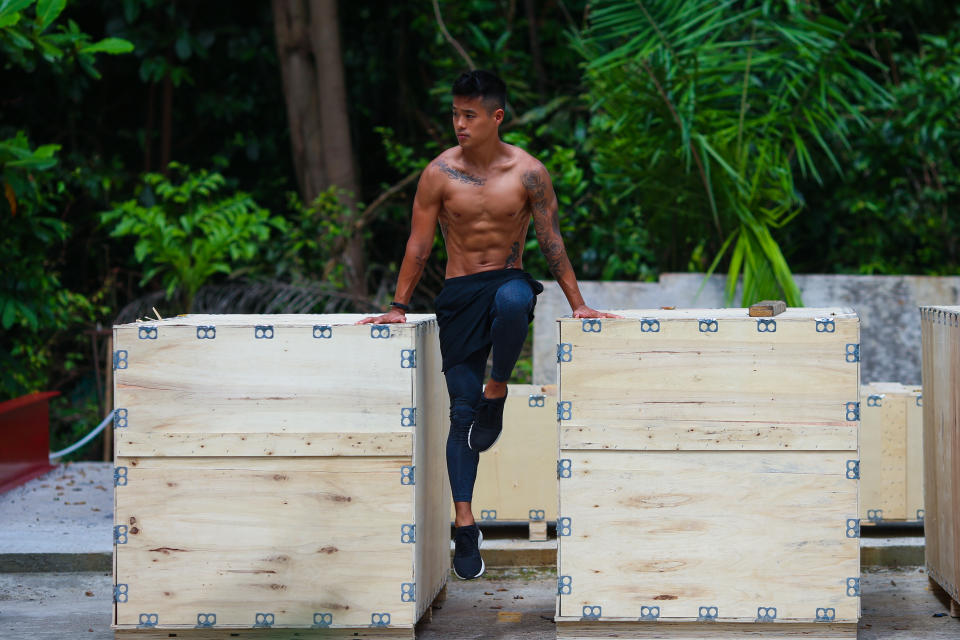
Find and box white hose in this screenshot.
[49,410,115,460]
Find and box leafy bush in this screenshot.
[101,163,286,311]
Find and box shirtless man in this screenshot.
[360,70,615,579]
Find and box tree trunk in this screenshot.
[272,0,366,297]
[309,0,364,296]
[272,0,326,203]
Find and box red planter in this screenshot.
[0,391,59,493]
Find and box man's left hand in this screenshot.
[572,305,621,319]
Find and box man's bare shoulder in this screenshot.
[426,147,488,187]
[502,144,547,179]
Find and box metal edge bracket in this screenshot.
[113,350,128,370]
[815,318,836,333]
[400,465,415,486]
[847,577,861,597]
[371,613,391,627]
[401,524,415,543]
[370,325,391,339]
[401,407,416,427]
[558,575,572,595]
[756,606,777,622]
[196,325,215,339]
[114,466,128,487]
[254,613,275,628]
[845,402,860,421]
[401,582,416,603]
[113,583,128,603]
[640,605,660,621]
[640,318,660,333]
[867,509,884,523]
[581,605,601,620]
[557,401,572,421]
[138,326,158,340]
[312,613,333,628]
[401,349,416,368]
[114,525,128,544]
[558,517,571,536]
[698,318,718,333]
[845,460,859,480]
[529,509,545,521]
[480,509,497,521]
[137,613,159,628]
[557,343,572,363]
[756,318,776,333]
[528,393,546,407]
[846,518,860,538]
[254,325,274,339]
[114,408,128,428]
[845,343,860,362]
[815,607,836,622]
[698,606,719,621]
[313,325,332,339]
[867,394,884,407]
[557,458,572,479]
[582,318,601,333]
[196,613,216,628]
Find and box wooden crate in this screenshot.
[452,384,558,532]
[859,382,924,524]
[555,308,860,639]
[920,306,960,615]
[111,314,449,639]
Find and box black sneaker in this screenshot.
[468,388,508,452]
[452,524,485,580]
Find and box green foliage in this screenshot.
[101,163,286,311]
[578,0,892,305]
[0,0,132,76]
[788,14,960,275]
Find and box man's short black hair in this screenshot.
[451,70,507,113]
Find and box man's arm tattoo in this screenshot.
[504,241,520,268]
[523,169,571,279]
[436,159,485,186]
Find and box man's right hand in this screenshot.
[356,309,407,325]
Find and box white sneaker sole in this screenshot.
[453,530,485,580]
[467,421,503,453]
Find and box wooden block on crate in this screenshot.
[528,518,548,542]
[920,306,960,616]
[748,299,787,317]
[454,384,558,524]
[555,309,860,637]
[859,382,924,524]
[111,314,449,636]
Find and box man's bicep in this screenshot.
[409,168,443,243]
[522,164,560,236]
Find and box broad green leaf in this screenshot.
[34,0,65,30]
[79,37,134,55]
[0,0,33,21]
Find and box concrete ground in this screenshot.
[1,567,958,639]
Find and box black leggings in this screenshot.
[443,279,534,502]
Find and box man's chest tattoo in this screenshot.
[436,159,485,186]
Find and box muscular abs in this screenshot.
[434,155,530,278]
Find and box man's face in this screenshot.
[451,96,503,148]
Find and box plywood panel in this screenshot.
[117,431,412,457]
[859,385,907,520]
[413,321,450,623]
[859,382,924,523]
[117,630,413,639]
[462,384,559,522]
[113,319,423,456]
[114,456,416,629]
[557,451,859,622]
[557,311,859,446]
[906,387,925,521]
[561,423,856,452]
[556,621,856,639]
[920,306,960,607]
